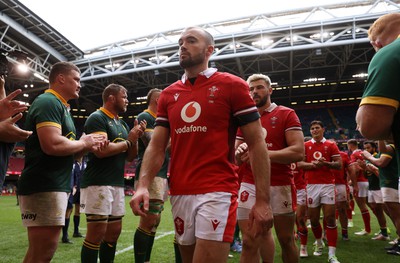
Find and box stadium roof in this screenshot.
[1,0,400,126]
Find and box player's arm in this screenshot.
[241,120,273,233]
[130,125,170,216]
[362,149,392,168]
[356,104,395,140]
[320,155,342,170]
[268,130,304,164]
[37,126,104,156]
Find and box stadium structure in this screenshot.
[1,0,400,189]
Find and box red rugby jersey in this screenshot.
[156,69,259,195]
[333,151,350,185]
[292,162,307,190]
[237,103,302,186]
[349,149,368,182]
[304,138,341,184]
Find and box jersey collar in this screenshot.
[144,109,157,118]
[181,67,218,84]
[99,107,118,119]
[264,102,277,113]
[311,137,326,144]
[45,89,69,108]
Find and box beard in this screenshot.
[254,95,268,108]
[179,50,206,69]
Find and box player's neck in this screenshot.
[184,65,208,79]
[257,101,271,114]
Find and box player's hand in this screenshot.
[235,143,249,164]
[130,187,150,217]
[80,133,108,152]
[128,119,147,142]
[248,201,273,238]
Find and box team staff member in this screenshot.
[133,88,171,263]
[18,62,106,263]
[298,120,342,263]
[80,84,146,263]
[235,73,304,263]
[130,27,273,263]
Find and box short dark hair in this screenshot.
[146,88,162,105]
[364,140,377,149]
[310,120,324,128]
[102,84,127,103]
[49,61,80,84]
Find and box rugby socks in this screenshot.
[298,227,308,246]
[99,241,117,262]
[173,236,182,263]
[81,240,99,263]
[326,225,338,247]
[311,223,323,240]
[62,217,70,240]
[134,227,155,263]
[361,209,371,233]
[381,227,389,237]
[73,215,80,234]
[145,232,156,262]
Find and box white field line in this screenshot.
[115,231,175,256]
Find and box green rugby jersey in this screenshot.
[18,89,76,194]
[135,109,169,180]
[378,145,399,189]
[81,107,129,187]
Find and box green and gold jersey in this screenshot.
[81,107,129,187]
[379,145,399,189]
[360,37,400,171]
[18,89,76,195]
[135,109,169,180]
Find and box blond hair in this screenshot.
[368,13,400,42]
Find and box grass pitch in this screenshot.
[0,195,399,262]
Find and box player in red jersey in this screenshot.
[292,161,309,258]
[347,139,371,236]
[235,73,304,263]
[298,120,342,263]
[330,141,351,241]
[130,27,273,263]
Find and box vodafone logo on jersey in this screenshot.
[175,101,207,134]
[313,151,323,160]
[181,101,201,123]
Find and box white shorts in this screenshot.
[307,184,335,208]
[368,190,383,204]
[19,192,68,227]
[357,181,369,198]
[80,186,125,216]
[381,187,399,203]
[297,188,307,206]
[170,192,237,245]
[237,183,295,220]
[335,184,348,202]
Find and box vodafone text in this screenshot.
[175,125,207,134]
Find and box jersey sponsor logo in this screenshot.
[174,216,184,235]
[313,151,322,160]
[175,101,207,134]
[21,212,37,221]
[290,163,297,170]
[211,219,221,231]
[240,190,249,202]
[181,101,201,123]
